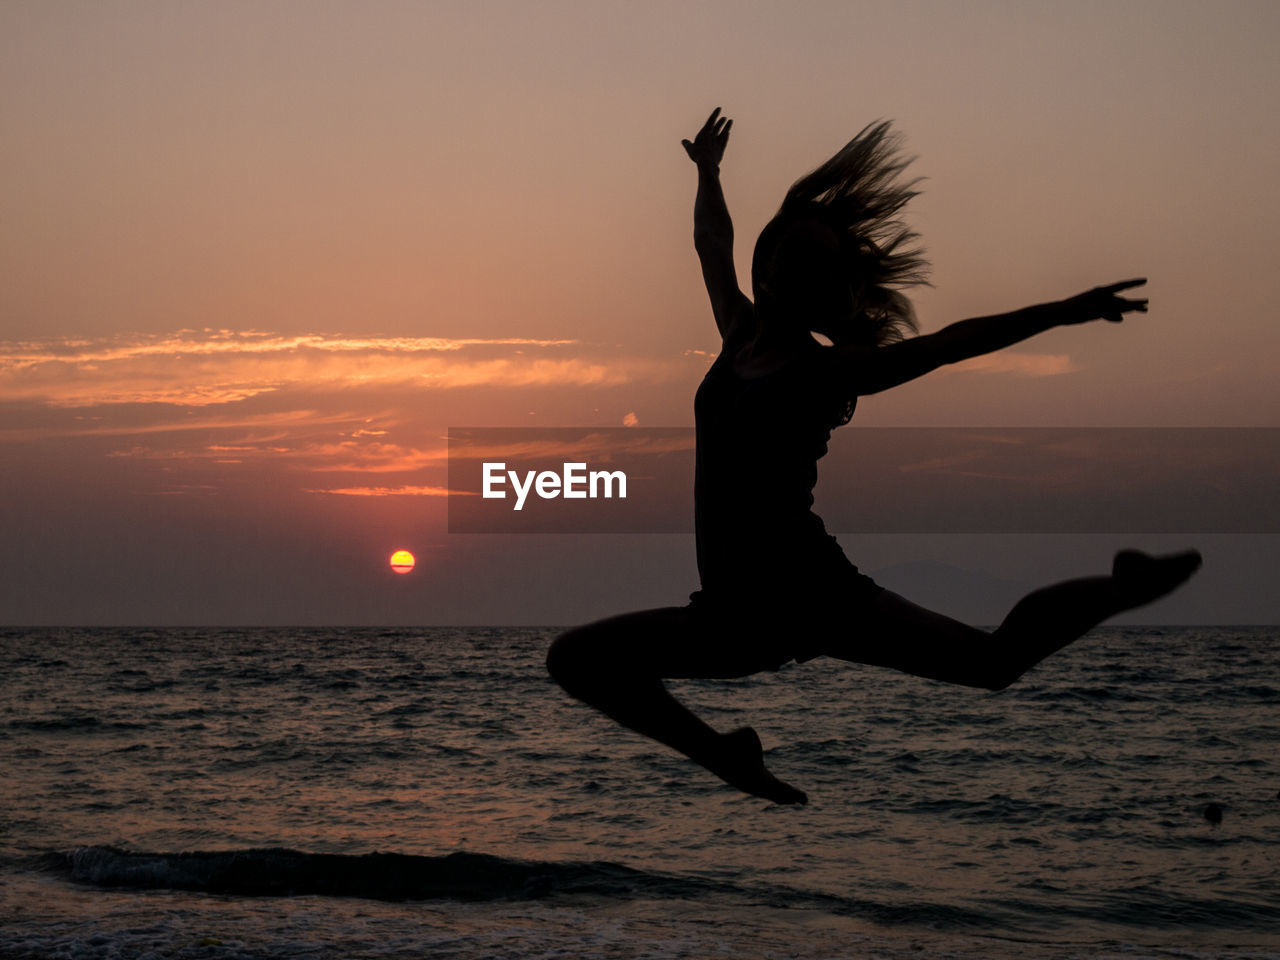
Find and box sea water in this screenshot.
[1,625,1277,959]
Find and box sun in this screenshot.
[389,549,415,574]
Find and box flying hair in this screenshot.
[752,120,931,350]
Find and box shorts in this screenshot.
[684,559,884,670]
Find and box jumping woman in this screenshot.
[546,108,1201,805]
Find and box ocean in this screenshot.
[1,625,1277,959]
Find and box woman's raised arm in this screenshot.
[836,279,1149,395]
[683,108,750,340]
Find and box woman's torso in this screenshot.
[692,332,852,595]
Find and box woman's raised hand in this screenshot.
[1057,279,1149,325]
[682,107,732,170]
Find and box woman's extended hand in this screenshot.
[682,107,732,170]
[1057,279,1149,325]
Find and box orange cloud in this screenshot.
[0,331,698,492]
[0,330,685,408]
[3,408,370,440]
[943,352,1078,377]
[303,485,469,497]
[0,330,575,367]
[102,437,442,474]
[444,432,694,464]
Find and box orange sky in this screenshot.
[2,1,1277,623]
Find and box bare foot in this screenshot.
[699,727,808,805]
[1112,549,1202,607]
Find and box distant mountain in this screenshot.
[866,559,1034,626]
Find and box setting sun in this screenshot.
[389,549,415,574]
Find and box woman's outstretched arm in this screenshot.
[837,279,1149,395]
[683,108,750,340]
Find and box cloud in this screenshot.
[943,353,1078,377]
[0,331,693,495]
[0,330,575,367]
[4,408,371,440]
[303,485,469,497]
[100,436,445,475]
[0,329,684,408]
[445,431,694,465]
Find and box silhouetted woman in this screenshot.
[547,109,1200,805]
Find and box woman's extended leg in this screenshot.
[546,607,808,804]
[827,549,1202,689]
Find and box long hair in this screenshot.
[751,120,930,352]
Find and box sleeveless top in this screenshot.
[692,338,855,601]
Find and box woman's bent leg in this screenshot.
[546,607,808,804]
[827,549,1201,689]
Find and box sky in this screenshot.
[2,0,1277,625]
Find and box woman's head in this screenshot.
[751,121,929,347]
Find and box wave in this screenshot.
[43,846,716,903]
[28,845,1280,934]
[41,846,997,929]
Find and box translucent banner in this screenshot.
[447,427,1280,534]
